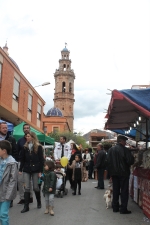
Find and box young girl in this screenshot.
[69,154,84,195]
[42,161,57,216]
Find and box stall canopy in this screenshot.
[105,88,150,130]
[13,122,54,145]
[0,120,14,132]
[104,88,150,147]
[113,129,136,138]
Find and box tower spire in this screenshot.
[53,46,75,131]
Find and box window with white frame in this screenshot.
[37,103,42,120]
[13,78,19,101]
[0,63,2,82]
[28,94,32,112]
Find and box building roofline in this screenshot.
[0,47,46,104]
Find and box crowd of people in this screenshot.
[0,121,135,225]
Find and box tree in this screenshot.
[48,131,89,149]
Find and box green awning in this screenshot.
[13,122,54,145]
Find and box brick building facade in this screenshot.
[0,43,45,132]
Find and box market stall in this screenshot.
[13,122,54,145]
[105,88,150,218]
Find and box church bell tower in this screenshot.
[54,45,75,131]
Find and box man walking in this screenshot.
[107,135,134,214]
[94,143,106,189]
[54,136,71,185]
[17,123,33,204]
[54,136,71,161]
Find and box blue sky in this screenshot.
[0,0,149,134]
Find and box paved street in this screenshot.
[10,179,147,225]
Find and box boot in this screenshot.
[10,200,13,208]
[21,192,30,213]
[49,206,54,216]
[44,206,49,214]
[35,191,41,208]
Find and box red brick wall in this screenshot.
[1,58,14,107]
[0,50,45,131]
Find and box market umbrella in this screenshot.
[13,122,54,145]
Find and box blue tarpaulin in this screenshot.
[113,129,136,137]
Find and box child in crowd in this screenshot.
[42,160,57,216]
[0,140,18,225]
[69,154,84,195]
[55,164,66,190]
[55,164,66,178]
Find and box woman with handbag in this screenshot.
[82,149,91,181]
[19,131,44,213]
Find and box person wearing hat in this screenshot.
[107,135,134,214]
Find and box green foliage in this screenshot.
[48,131,89,149]
[102,141,113,150]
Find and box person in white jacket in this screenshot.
[54,136,71,161]
[82,149,91,181]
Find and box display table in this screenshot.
[132,168,150,218]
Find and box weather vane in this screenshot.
[65,42,67,48]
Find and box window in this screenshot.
[69,82,72,93]
[37,103,42,120]
[63,64,66,71]
[44,126,47,133]
[0,63,2,81]
[13,78,19,101]
[28,94,32,112]
[53,127,59,133]
[62,82,66,92]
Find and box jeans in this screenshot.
[98,168,104,189]
[18,163,33,199]
[0,201,11,225]
[89,161,94,178]
[45,194,54,207]
[23,172,39,192]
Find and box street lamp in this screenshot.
[23,81,50,116]
[24,82,50,93]
[34,82,50,88]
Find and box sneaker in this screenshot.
[17,199,25,204]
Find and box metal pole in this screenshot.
[146,118,149,150]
